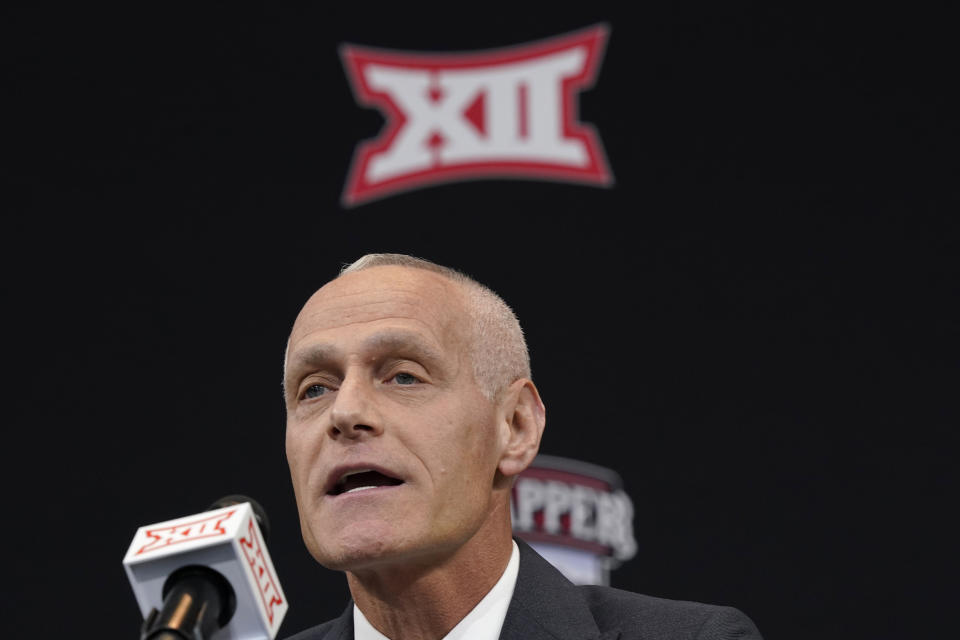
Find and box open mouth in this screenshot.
[328,469,404,496]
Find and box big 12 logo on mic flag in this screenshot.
[340,24,613,206]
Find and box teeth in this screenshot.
[344,486,378,494]
[339,469,373,482]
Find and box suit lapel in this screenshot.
[499,539,620,640]
[322,602,354,640]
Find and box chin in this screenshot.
[309,523,408,571]
[314,544,386,572]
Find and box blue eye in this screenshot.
[394,373,419,385]
[304,384,328,398]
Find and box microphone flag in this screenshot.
[123,500,288,639]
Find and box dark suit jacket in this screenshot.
[285,539,763,639]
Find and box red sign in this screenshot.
[512,456,636,561]
[340,24,612,206]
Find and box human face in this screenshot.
[284,266,507,571]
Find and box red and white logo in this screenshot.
[239,516,284,626]
[340,24,613,206]
[135,509,236,556]
[511,454,636,585]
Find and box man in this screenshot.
[282,253,763,640]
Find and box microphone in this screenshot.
[123,495,289,639]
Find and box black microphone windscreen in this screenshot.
[207,494,271,543]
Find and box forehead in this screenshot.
[288,266,469,357]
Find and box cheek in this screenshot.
[285,424,314,491]
[284,428,299,469]
[461,405,501,455]
[439,416,501,490]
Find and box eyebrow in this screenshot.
[283,343,338,398]
[360,330,445,365]
[285,329,447,384]
[288,343,339,372]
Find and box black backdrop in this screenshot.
[5,6,957,639]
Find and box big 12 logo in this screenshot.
[340,24,613,206]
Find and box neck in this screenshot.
[345,500,514,640]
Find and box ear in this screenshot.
[496,378,546,478]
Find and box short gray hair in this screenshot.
[340,253,530,400]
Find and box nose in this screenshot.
[328,373,382,440]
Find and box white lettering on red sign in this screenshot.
[512,475,637,561]
[340,24,612,206]
[239,517,284,626]
[136,509,236,556]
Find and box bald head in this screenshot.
[286,253,530,400]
